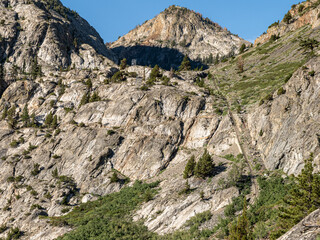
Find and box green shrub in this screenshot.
[31,163,40,176]
[277,87,286,95]
[308,70,315,76]
[6,227,23,240]
[89,92,101,102]
[51,181,159,239]
[283,11,292,24]
[110,172,119,183]
[111,71,126,82]
[119,58,127,70]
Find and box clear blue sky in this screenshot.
[61,0,300,43]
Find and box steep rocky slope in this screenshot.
[110,5,249,70]
[0,65,245,239]
[0,0,320,239]
[0,0,115,87]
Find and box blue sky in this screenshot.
[61,0,300,43]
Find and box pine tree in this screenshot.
[7,105,17,128]
[51,115,58,129]
[229,200,252,240]
[79,93,90,107]
[89,92,101,102]
[110,172,119,183]
[271,154,320,239]
[2,105,8,120]
[283,11,292,24]
[300,38,319,52]
[239,43,246,54]
[30,113,37,127]
[149,65,161,80]
[31,56,42,80]
[194,150,214,178]
[179,55,191,71]
[214,54,220,65]
[120,58,127,70]
[21,104,30,127]
[183,155,196,179]
[45,112,53,127]
[85,79,92,89]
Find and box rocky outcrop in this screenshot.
[248,57,320,175]
[255,0,320,45]
[0,66,242,239]
[0,0,115,78]
[278,209,320,240]
[110,5,249,69]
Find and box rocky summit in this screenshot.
[110,5,249,70]
[0,0,320,240]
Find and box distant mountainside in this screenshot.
[0,0,115,84]
[110,5,249,70]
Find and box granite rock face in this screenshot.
[0,0,115,84]
[247,57,320,175]
[0,66,242,238]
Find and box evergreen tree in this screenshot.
[179,55,191,71]
[89,92,101,102]
[149,65,161,80]
[85,79,92,89]
[31,56,42,80]
[183,155,196,179]
[21,104,30,127]
[45,112,53,127]
[283,11,292,24]
[110,172,119,183]
[214,54,220,65]
[271,154,320,239]
[51,115,58,129]
[120,58,127,70]
[239,43,246,54]
[30,113,37,127]
[229,200,252,240]
[194,150,214,178]
[300,38,319,52]
[7,105,17,128]
[79,92,90,107]
[2,105,8,120]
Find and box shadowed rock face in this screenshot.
[111,45,206,70]
[110,5,249,69]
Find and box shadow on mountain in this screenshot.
[111,45,207,71]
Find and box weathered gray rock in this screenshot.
[248,57,320,175]
[278,209,320,240]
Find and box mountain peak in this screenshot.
[111,6,249,69]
